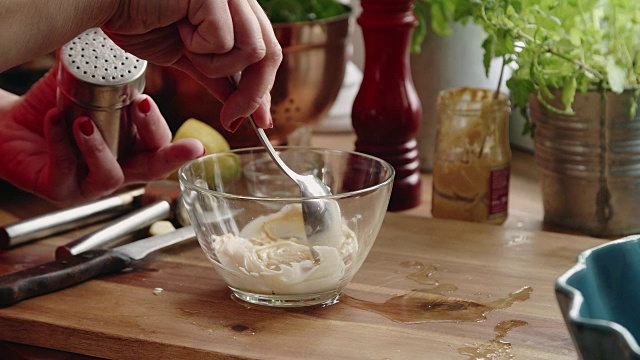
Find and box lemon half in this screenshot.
[174,118,230,155]
[169,118,240,184]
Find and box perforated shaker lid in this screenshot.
[58,28,147,109]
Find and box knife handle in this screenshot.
[0,249,131,307]
[0,187,145,249]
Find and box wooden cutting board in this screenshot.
[0,198,605,359]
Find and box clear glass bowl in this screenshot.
[179,147,394,307]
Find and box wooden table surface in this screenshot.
[0,133,607,359]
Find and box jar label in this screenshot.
[489,166,510,217]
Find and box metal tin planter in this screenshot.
[531,89,640,237]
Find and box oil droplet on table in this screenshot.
[507,234,529,247]
[340,287,532,324]
[414,283,459,296]
[458,319,528,359]
[400,261,439,285]
[401,262,458,295]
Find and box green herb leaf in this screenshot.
[561,77,577,112]
[482,35,495,78]
[630,89,640,119]
[494,29,516,57]
[576,73,590,94]
[569,28,581,46]
[311,0,345,19]
[430,2,453,36]
[606,57,627,93]
[506,77,535,109]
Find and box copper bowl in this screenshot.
[146,9,352,148]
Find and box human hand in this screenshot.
[102,0,282,132]
[0,66,204,204]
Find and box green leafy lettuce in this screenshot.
[258,0,348,23]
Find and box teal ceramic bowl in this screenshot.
[556,235,640,359]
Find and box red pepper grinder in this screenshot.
[351,0,422,211]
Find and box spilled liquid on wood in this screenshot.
[340,287,532,323]
[458,320,529,359]
[400,261,439,285]
[341,261,533,324]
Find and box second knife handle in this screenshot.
[0,249,131,307]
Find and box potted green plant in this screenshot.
[415,0,640,237]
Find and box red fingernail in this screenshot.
[269,116,274,129]
[200,147,207,157]
[138,97,151,114]
[229,118,244,133]
[79,118,94,136]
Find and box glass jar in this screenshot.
[431,88,511,224]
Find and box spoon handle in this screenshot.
[227,76,301,184]
[249,122,302,182]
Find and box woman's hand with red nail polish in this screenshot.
[4,0,288,133]
[77,117,95,136]
[0,69,203,204]
[138,97,152,114]
[0,0,285,203]
[120,95,203,184]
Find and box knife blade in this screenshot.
[0,225,196,307]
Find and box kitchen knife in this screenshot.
[0,225,196,307]
[55,200,172,259]
[55,181,189,259]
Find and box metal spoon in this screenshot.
[228,77,342,249]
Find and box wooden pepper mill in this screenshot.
[351,0,422,211]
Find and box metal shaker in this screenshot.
[57,28,147,158]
